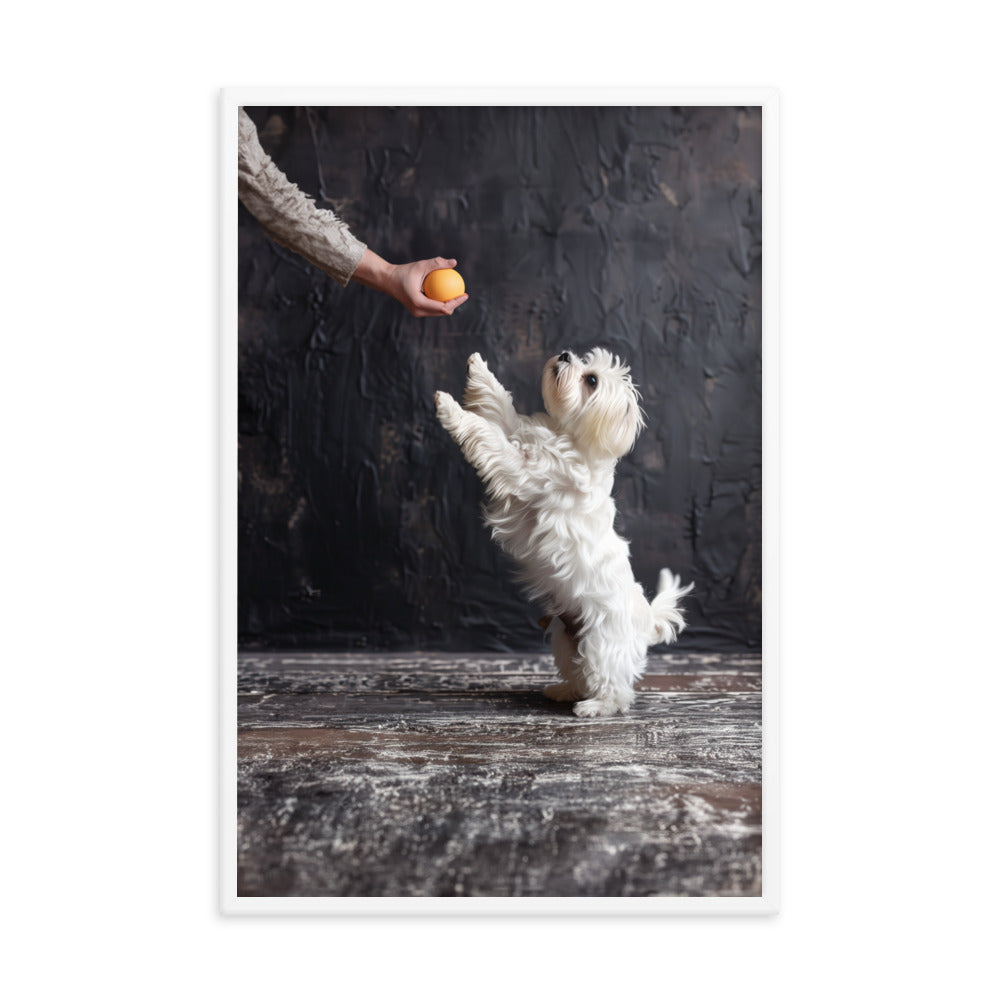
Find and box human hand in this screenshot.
[352,250,469,317]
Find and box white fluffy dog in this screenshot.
[435,348,692,717]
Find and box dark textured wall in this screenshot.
[238,106,762,652]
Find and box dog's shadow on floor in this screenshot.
[464,688,577,717]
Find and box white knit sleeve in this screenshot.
[237,108,367,286]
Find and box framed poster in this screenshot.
[220,88,778,914]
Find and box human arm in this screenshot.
[237,108,366,285]
[238,109,469,316]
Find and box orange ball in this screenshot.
[423,267,466,302]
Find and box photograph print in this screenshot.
[227,95,771,908]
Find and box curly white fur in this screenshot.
[435,349,693,718]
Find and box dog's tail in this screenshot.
[649,568,694,646]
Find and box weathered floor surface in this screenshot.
[237,651,763,897]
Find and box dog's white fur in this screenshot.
[435,348,692,717]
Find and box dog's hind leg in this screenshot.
[543,617,586,702]
[569,628,641,718]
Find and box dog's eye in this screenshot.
[585,374,598,389]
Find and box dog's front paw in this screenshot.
[435,390,461,428]
[465,351,506,392]
[463,353,515,425]
[465,352,496,393]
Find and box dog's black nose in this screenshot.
[558,352,571,363]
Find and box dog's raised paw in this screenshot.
[435,390,461,426]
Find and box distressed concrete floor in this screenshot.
[237,651,763,897]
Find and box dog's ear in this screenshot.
[583,381,644,459]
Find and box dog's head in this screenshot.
[542,348,645,461]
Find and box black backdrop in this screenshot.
[237,105,762,652]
